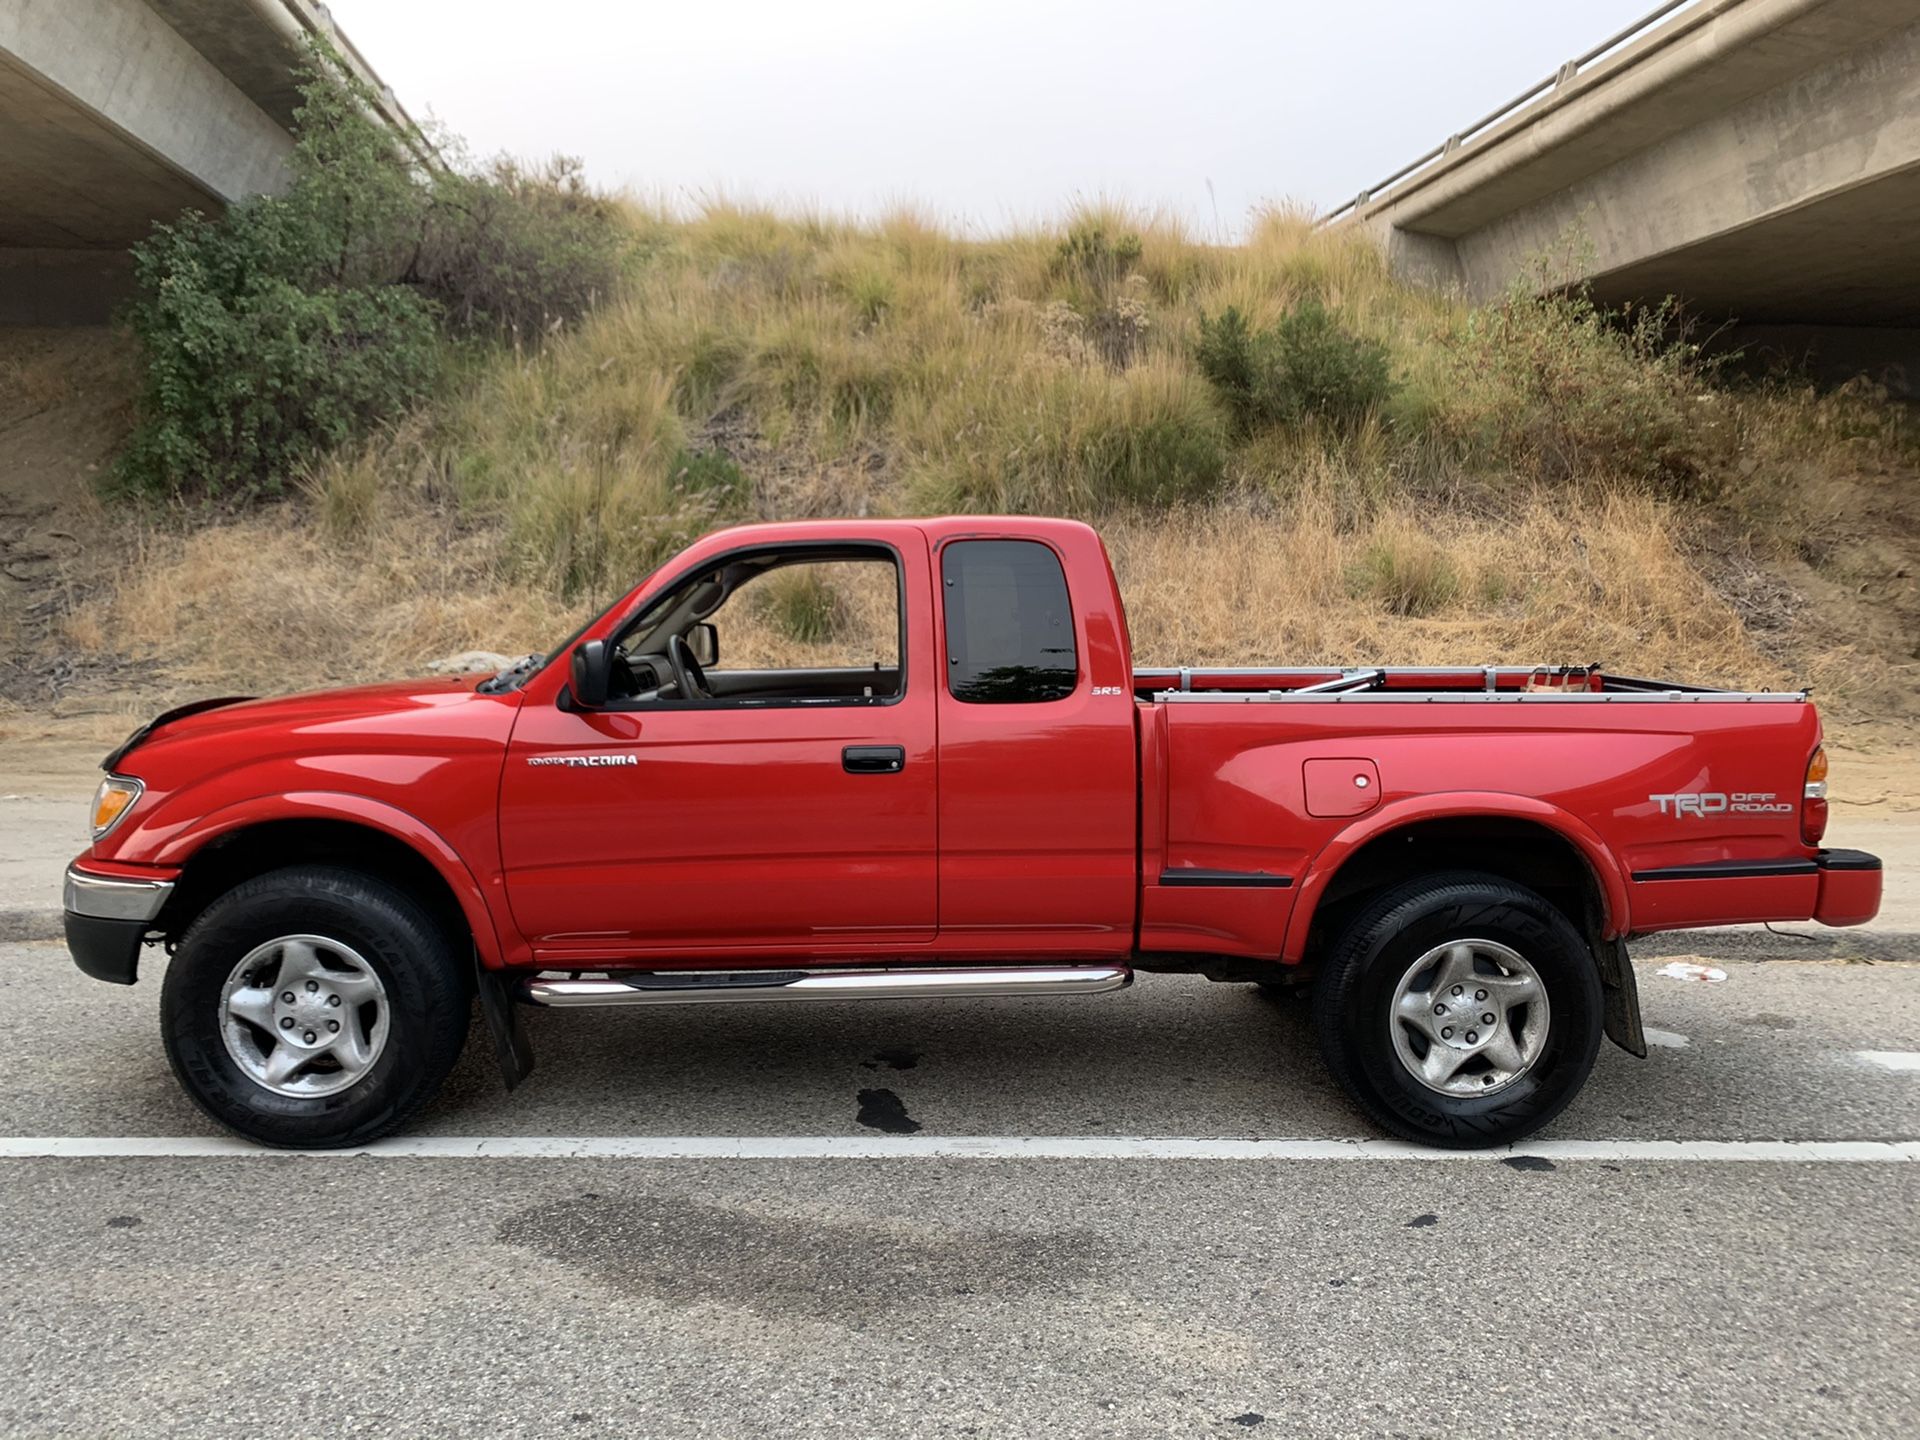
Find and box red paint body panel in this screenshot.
[81,518,1879,973]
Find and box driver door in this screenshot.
[497,541,937,962]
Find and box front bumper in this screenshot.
[63,864,174,985]
[1813,848,1882,928]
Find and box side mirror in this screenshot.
[571,639,611,708]
[687,622,719,668]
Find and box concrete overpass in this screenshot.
[1333,0,1920,388]
[0,0,416,323]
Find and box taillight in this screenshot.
[1802,746,1829,845]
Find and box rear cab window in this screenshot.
[940,540,1078,703]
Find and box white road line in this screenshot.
[0,1136,1915,1162]
[1857,1051,1920,1072]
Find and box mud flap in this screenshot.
[1593,937,1647,1058]
[474,952,535,1090]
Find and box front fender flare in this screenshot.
[1280,791,1631,964]
[149,791,509,969]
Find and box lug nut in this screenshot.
[1434,1003,1446,1015]
[1475,989,1487,1001]
[303,1030,316,1043]
[279,1017,293,1030]
[327,1020,339,1033]
[1466,1030,1479,1043]
[1483,1013,1496,1025]
[305,980,319,993]
[1441,1027,1454,1039]
[281,992,294,1003]
[326,995,341,1008]
[1451,985,1463,996]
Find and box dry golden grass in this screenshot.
[1108,487,1780,687]
[43,199,1917,730]
[69,477,1788,703]
[77,503,575,693]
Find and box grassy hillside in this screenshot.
[11,202,1919,739]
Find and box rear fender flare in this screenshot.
[1281,792,1631,963]
[150,791,510,969]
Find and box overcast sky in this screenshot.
[326,0,1664,238]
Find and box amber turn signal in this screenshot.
[90,776,143,841]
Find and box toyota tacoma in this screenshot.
[64,518,1882,1148]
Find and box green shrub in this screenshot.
[1194,300,1394,434]
[1052,221,1143,290]
[119,219,443,497]
[416,155,628,336]
[1433,287,1718,494]
[907,357,1227,513]
[1049,221,1151,368]
[117,41,629,499]
[668,448,750,509]
[1349,529,1460,616]
[759,568,845,644]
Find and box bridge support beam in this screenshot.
[1350,0,1920,379]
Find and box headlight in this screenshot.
[90,775,144,841]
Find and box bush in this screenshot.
[1049,219,1151,368]
[1194,300,1394,434]
[907,356,1227,513]
[416,156,628,336]
[668,448,751,508]
[1432,287,1718,494]
[1052,221,1142,291]
[1348,525,1460,617]
[758,568,845,644]
[120,222,443,496]
[117,41,629,499]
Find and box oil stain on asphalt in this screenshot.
[855,1087,922,1133]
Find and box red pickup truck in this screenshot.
[65,517,1881,1149]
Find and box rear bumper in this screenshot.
[1814,848,1882,928]
[63,863,174,986]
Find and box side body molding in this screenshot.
[1281,791,1632,964]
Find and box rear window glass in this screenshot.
[941,540,1078,704]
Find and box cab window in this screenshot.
[940,540,1077,704]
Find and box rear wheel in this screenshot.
[161,865,470,1148]
[1311,872,1603,1148]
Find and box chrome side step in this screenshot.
[522,965,1133,1007]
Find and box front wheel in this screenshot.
[1311,872,1603,1148]
[161,865,470,1148]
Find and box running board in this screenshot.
[521,965,1133,1007]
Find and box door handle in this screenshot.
[843,745,906,774]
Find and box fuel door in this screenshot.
[1304,757,1381,818]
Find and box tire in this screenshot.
[161,865,470,1148]
[1311,871,1603,1148]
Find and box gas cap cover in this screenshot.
[1305,758,1381,817]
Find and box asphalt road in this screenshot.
[2,938,1917,1438]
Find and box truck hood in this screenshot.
[106,675,511,771]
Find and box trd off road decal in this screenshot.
[526,753,639,768]
[1649,791,1792,817]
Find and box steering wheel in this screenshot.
[666,632,712,700]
